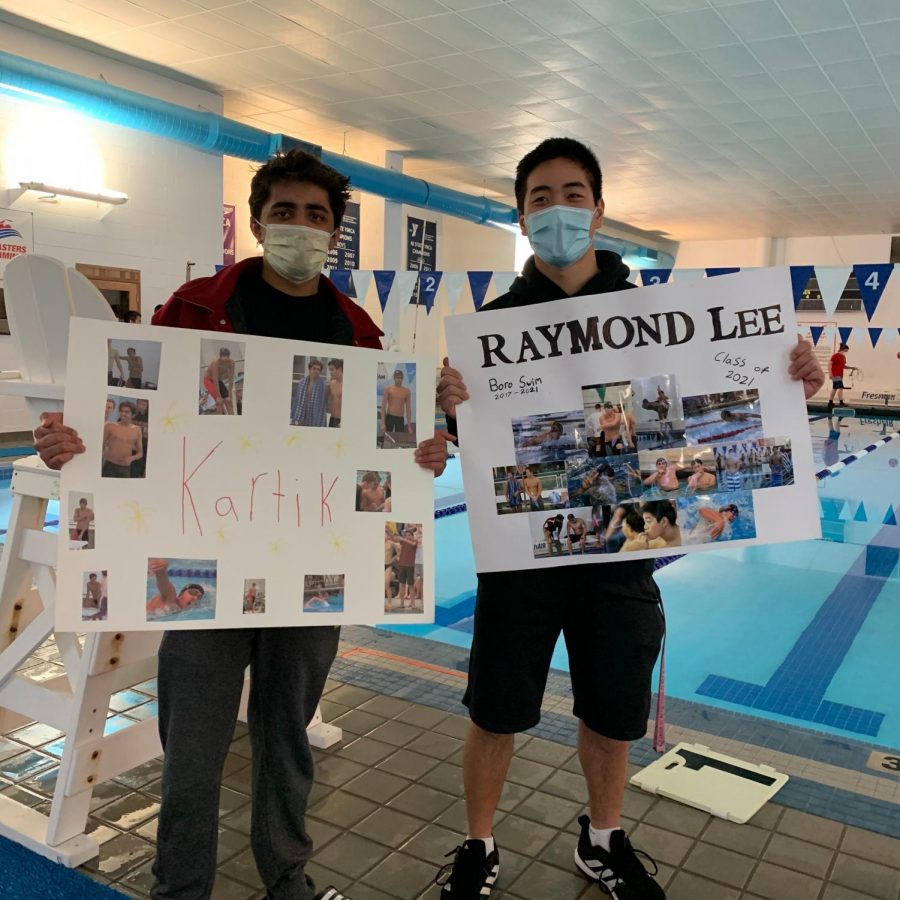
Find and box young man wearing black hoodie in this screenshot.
[436,138,824,900]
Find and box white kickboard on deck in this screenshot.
[630,742,788,824]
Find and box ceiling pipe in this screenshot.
[0,50,675,265]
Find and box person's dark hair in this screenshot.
[123,310,140,323]
[719,503,740,517]
[514,137,602,212]
[329,358,343,370]
[79,497,87,504]
[249,148,351,227]
[642,500,678,526]
[154,304,163,313]
[118,401,136,414]
[567,513,575,520]
[624,510,645,533]
[838,343,849,351]
[127,347,136,353]
[181,583,205,598]
[599,464,615,477]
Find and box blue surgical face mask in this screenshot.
[524,205,596,268]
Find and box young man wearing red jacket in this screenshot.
[35,149,447,900]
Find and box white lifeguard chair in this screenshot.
[0,255,340,867]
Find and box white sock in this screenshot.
[588,824,620,852]
[466,835,495,854]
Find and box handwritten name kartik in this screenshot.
[180,438,339,536]
[477,304,783,368]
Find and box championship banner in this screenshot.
[56,319,436,631]
[0,208,33,280]
[445,267,819,571]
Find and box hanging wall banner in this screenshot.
[445,267,818,572]
[56,319,436,631]
[0,208,33,281]
[407,216,437,308]
[223,205,235,267]
[327,200,361,272]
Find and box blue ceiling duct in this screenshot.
[0,49,674,264]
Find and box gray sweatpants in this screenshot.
[150,626,340,900]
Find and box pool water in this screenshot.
[3,414,898,747]
[391,412,900,749]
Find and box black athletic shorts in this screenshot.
[464,562,664,740]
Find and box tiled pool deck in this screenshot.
[2,626,899,900]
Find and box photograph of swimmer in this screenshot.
[376,362,417,449]
[81,570,108,622]
[384,522,424,612]
[567,454,642,507]
[102,396,148,478]
[677,491,756,545]
[581,382,637,456]
[511,409,586,465]
[302,574,345,613]
[107,338,162,390]
[759,438,794,486]
[356,470,392,512]
[290,355,344,427]
[602,503,657,554]
[492,463,568,513]
[530,506,610,558]
[630,374,685,449]
[68,492,95,550]
[682,389,762,444]
[632,447,718,497]
[146,558,217,622]
[640,499,683,548]
[243,578,265,614]
[199,339,245,415]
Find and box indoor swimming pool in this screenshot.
[389,412,900,749]
[2,413,898,750]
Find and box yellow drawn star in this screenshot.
[332,438,346,456]
[286,433,302,448]
[123,501,150,532]
[270,541,284,555]
[239,435,257,452]
[161,403,186,432]
[331,534,344,552]
[215,527,229,543]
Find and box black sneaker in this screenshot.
[573,816,664,898]
[435,838,500,898]
[314,888,352,900]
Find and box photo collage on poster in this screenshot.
[82,332,427,622]
[492,374,793,560]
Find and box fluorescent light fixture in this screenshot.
[19,181,128,205]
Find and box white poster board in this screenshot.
[445,267,819,572]
[56,319,436,631]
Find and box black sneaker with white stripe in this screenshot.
[314,888,352,900]
[435,838,500,898]
[573,816,665,899]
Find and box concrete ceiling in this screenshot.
[4,0,900,241]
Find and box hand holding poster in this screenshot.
[445,267,819,571]
[57,319,436,631]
